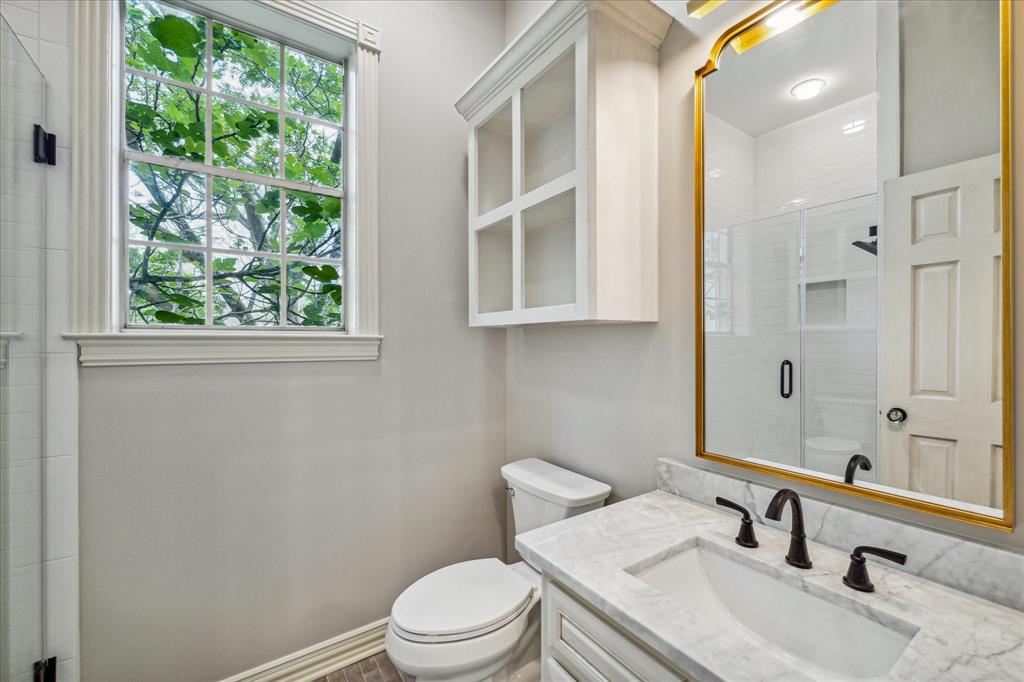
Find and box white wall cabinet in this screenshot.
[456,1,670,326]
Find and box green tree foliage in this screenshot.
[124,0,343,328]
[125,1,206,86]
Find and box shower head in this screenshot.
[852,225,878,256]
[852,239,877,256]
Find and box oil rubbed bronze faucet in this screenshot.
[715,496,759,548]
[842,546,907,592]
[844,454,873,484]
[765,489,812,568]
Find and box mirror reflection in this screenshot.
[700,0,1007,519]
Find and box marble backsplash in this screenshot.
[657,457,1024,612]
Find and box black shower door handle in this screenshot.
[780,360,793,399]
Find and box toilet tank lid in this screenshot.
[501,458,611,507]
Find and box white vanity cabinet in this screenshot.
[455,1,670,326]
[542,579,691,681]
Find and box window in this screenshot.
[122,0,346,328]
[704,229,731,333]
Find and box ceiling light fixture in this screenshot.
[790,78,825,100]
[842,120,866,135]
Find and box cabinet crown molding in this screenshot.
[454,0,671,122]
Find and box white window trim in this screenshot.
[66,0,381,366]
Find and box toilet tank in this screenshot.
[501,458,612,535]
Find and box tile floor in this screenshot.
[314,652,413,682]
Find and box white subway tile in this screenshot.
[44,454,77,560]
[44,248,70,351]
[1,4,39,38]
[43,351,76,456]
[44,556,78,662]
[38,1,70,47]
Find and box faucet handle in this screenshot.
[715,496,759,548]
[842,545,908,593]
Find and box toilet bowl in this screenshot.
[804,435,861,477]
[386,458,611,682]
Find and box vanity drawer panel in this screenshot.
[557,616,641,681]
[544,580,686,681]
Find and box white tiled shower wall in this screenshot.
[704,95,878,475]
[0,1,78,681]
[753,94,877,218]
[2,15,46,680]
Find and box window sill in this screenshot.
[65,332,382,367]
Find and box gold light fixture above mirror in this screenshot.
[686,0,726,20]
[728,0,835,54]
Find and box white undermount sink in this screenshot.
[629,538,918,680]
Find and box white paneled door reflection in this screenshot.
[881,154,1003,508]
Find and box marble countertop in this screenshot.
[515,491,1024,681]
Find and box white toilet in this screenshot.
[385,458,611,682]
[804,435,862,476]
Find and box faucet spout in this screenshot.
[844,454,873,485]
[765,489,812,569]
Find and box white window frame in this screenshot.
[66,0,381,365]
[703,229,731,334]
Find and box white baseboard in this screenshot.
[220,618,389,682]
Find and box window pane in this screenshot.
[126,75,205,162]
[212,24,280,106]
[285,118,341,187]
[286,49,343,124]
[286,261,342,327]
[212,255,281,326]
[125,0,206,87]
[128,162,205,244]
[128,245,206,325]
[212,98,279,176]
[286,190,341,259]
[211,178,280,252]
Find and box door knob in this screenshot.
[886,407,907,423]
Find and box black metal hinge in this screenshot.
[33,124,56,166]
[33,656,56,682]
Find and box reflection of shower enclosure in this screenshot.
[704,194,878,479]
[1,15,49,682]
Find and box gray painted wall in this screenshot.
[503,0,552,45]
[78,2,507,680]
[74,3,1024,680]
[899,0,1000,175]
[505,8,1024,555]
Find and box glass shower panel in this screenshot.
[801,195,879,479]
[704,213,801,466]
[0,15,47,682]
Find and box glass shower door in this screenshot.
[1,15,48,682]
[704,213,802,466]
[801,195,879,479]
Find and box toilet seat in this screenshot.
[805,436,860,456]
[390,558,535,644]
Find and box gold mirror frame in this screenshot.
[694,0,1015,531]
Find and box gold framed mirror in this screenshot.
[694,0,1014,531]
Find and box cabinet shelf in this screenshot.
[457,0,670,327]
